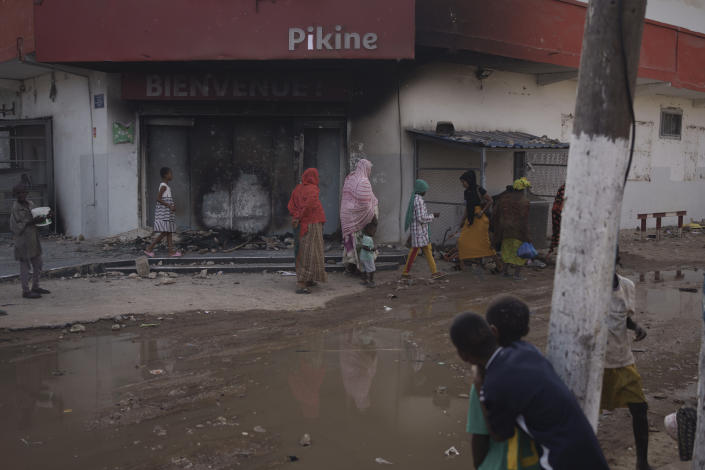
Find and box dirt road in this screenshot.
[0,232,703,470]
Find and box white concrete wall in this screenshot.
[15,70,138,238]
[573,0,705,34]
[351,61,705,243]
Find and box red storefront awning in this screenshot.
[33,0,415,62]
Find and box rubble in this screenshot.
[299,433,312,447]
[135,256,150,277]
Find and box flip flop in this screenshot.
[170,251,183,258]
[143,250,155,258]
[296,288,311,295]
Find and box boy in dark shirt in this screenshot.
[450,303,609,470]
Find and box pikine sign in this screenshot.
[289,25,378,51]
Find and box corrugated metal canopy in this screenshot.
[408,128,569,149]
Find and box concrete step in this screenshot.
[107,261,402,275]
[108,253,406,267]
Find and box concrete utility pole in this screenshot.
[545,0,646,429]
[693,275,705,468]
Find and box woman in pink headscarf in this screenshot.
[340,159,378,273]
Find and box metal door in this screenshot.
[0,118,54,232]
[145,124,191,229]
[302,125,344,235]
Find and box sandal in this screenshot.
[143,250,155,258]
[169,251,183,258]
[296,288,312,294]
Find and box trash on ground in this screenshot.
[149,369,165,376]
[299,433,312,447]
[111,324,121,331]
[63,409,72,414]
[253,425,266,433]
[375,457,393,465]
[69,324,86,333]
[288,456,299,462]
[444,446,460,457]
[140,323,160,328]
[384,306,392,312]
[135,256,150,277]
[277,271,297,276]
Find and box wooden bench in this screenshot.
[637,211,686,240]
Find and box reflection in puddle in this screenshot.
[1,327,469,470]
[276,327,466,469]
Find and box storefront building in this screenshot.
[1,0,704,243]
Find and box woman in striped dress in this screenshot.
[144,167,182,257]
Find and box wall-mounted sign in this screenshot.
[35,0,414,62]
[94,94,105,109]
[112,121,134,144]
[122,72,350,101]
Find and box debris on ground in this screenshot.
[375,457,393,465]
[253,425,266,433]
[149,369,165,376]
[135,256,150,277]
[444,446,460,457]
[159,278,176,286]
[678,287,698,293]
[288,456,299,462]
[111,324,121,331]
[299,433,312,447]
[69,324,86,333]
[140,323,159,328]
[384,306,392,312]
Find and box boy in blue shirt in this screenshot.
[466,295,540,470]
[450,302,609,470]
[359,221,377,288]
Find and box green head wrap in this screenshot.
[405,179,430,231]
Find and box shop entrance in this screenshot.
[0,118,54,233]
[144,117,345,236]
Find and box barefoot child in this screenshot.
[602,259,652,470]
[402,179,446,280]
[359,221,377,288]
[145,167,181,257]
[450,305,609,470]
[466,295,540,470]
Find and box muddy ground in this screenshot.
[0,231,703,470]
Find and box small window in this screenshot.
[660,108,682,139]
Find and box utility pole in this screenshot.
[545,0,646,430]
[694,274,705,468]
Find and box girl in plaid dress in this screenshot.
[401,179,446,280]
[144,167,182,257]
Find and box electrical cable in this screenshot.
[617,0,637,185]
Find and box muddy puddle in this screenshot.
[1,326,472,470]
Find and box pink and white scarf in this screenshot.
[340,159,378,247]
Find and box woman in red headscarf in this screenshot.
[288,168,327,294]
